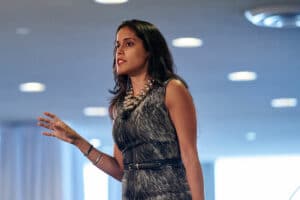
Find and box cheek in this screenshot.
[133,50,148,64]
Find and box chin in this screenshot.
[116,69,125,74]
[116,70,128,76]
[116,66,131,76]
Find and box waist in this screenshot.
[124,158,183,170]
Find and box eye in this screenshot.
[115,42,120,49]
[126,41,134,47]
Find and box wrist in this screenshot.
[73,137,93,156]
[73,136,85,148]
[84,144,93,157]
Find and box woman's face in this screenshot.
[115,27,149,76]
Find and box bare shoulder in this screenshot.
[166,79,187,89]
[165,79,192,108]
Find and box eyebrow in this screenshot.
[115,37,137,43]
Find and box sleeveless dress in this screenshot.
[112,80,192,200]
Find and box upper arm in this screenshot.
[165,80,199,161]
[113,144,124,170]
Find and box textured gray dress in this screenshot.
[112,80,192,200]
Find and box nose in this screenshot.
[117,49,124,55]
[116,45,124,55]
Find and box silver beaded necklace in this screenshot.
[121,79,154,119]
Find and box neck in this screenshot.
[129,74,151,96]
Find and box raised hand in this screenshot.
[37,112,82,144]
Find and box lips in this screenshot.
[117,58,126,66]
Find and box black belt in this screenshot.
[124,158,183,170]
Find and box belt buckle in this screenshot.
[154,162,162,168]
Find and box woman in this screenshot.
[38,19,205,200]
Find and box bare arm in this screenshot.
[37,112,124,181]
[74,139,124,181]
[165,80,205,200]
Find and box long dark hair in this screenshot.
[109,19,186,119]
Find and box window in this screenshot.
[83,162,108,200]
[215,156,300,200]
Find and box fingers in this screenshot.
[37,121,53,130]
[37,116,53,129]
[42,132,55,137]
[37,117,60,133]
[38,112,61,138]
[37,112,69,140]
[37,112,60,128]
[37,116,51,123]
[43,112,56,119]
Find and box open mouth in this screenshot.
[117,59,126,65]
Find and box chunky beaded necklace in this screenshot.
[121,79,154,119]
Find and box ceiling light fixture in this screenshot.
[271,98,298,108]
[83,107,108,117]
[172,37,203,48]
[16,27,31,35]
[228,71,257,81]
[296,15,300,27]
[245,4,300,28]
[94,0,128,4]
[19,82,45,92]
[245,132,256,142]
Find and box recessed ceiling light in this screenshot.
[263,15,284,28]
[19,82,45,92]
[94,0,128,4]
[245,4,300,28]
[172,37,203,48]
[296,15,300,27]
[271,98,298,108]
[228,71,257,81]
[16,27,31,35]
[245,132,256,141]
[83,107,108,117]
[89,139,101,148]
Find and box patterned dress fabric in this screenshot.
[112,80,192,200]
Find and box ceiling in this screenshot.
[0,0,299,161]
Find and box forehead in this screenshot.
[116,26,138,41]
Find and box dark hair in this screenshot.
[109,19,187,119]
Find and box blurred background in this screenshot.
[0,0,299,199]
